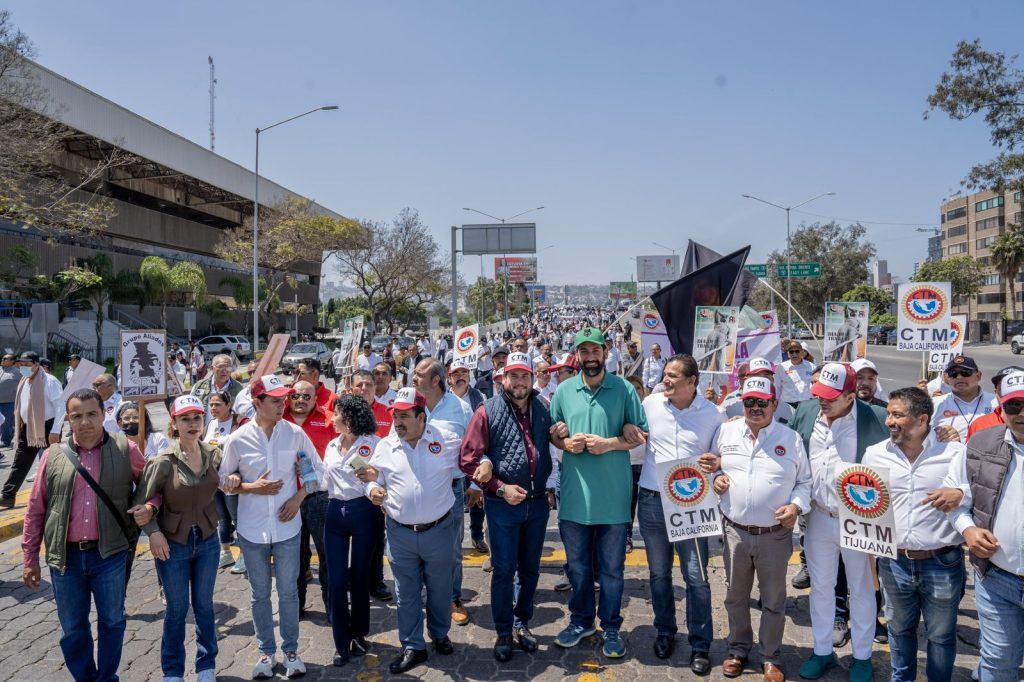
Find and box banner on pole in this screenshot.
[928,314,968,372]
[640,311,673,360]
[120,330,166,399]
[655,458,722,542]
[693,306,739,373]
[453,324,480,369]
[897,282,952,352]
[824,301,869,362]
[836,463,896,558]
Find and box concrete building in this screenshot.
[1,59,339,357]
[939,188,1024,332]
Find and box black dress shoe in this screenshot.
[350,637,368,656]
[389,648,428,674]
[472,537,489,554]
[432,636,455,655]
[333,649,349,667]
[513,626,538,653]
[653,634,674,659]
[372,583,393,601]
[494,634,514,662]
[690,650,712,676]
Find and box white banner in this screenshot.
[897,282,952,352]
[735,310,784,366]
[836,463,896,558]
[120,330,167,399]
[928,314,968,372]
[640,311,673,360]
[655,458,722,542]
[693,306,739,374]
[824,301,869,362]
[453,324,480,369]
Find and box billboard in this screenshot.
[526,284,546,303]
[495,256,538,283]
[462,223,536,255]
[609,281,638,300]
[637,255,680,282]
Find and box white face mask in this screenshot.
[19,366,33,378]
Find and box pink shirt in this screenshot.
[22,435,149,568]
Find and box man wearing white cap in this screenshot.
[712,376,810,682]
[778,340,816,407]
[219,375,324,679]
[787,363,888,682]
[851,359,887,408]
[363,388,462,675]
[721,359,794,425]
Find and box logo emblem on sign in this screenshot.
[774,445,786,456]
[643,314,659,329]
[663,464,707,506]
[950,318,962,347]
[837,466,890,518]
[457,329,477,353]
[428,441,443,454]
[357,444,372,457]
[903,285,948,324]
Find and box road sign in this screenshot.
[609,281,638,299]
[461,223,536,255]
[744,264,768,277]
[776,262,821,278]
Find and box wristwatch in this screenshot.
[496,484,506,498]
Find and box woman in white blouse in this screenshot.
[322,394,382,667]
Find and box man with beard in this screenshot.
[932,355,996,441]
[549,328,648,659]
[851,359,887,408]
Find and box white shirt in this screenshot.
[203,417,236,448]
[638,393,726,491]
[642,356,667,389]
[808,405,858,514]
[366,424,461,525]
[233,387,255,420]
[219,419,323,544]
[713,419,811,527]
[323,434,381,501]
[417,339,433,356]
[534,380,556,403]
[722,395,795,424]
[777,360,815,403]
[15,371,65,435]
[946,429,1024,576]
[927,376,950,396]
[863,435,963,550]
[375,387,398,407]
[102,393,124,435]
[604,346,621,374]
[356,352,383,371]
[144,431,171,460]
[931,391,996,442]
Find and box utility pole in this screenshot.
[208,57,216,151]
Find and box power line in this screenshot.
[791,208,938,228]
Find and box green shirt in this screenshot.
[550,371,648,525]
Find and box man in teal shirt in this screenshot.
[549,327,648,659]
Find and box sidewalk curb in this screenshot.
[0,490,30,544]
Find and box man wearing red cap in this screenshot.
[721,359,794,424]
[712,376,810,682]
[788,363,888,682]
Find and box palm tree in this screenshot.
[139,256,207,328]
[990,226,1024,320]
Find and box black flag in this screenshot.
[680,240,757,309]
[651,246,751,356]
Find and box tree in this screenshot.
[840,284,894,323]
[329,295,371,328]
[466,275,503,323]
[912,255,986,304]
[139,256,207,329]
[78,255,145,359]
[215,197,363,334]
[334,208,449,329]
[927,40,1024,196]
[989,228,1024,318]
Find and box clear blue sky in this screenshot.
[7,1,1019,286]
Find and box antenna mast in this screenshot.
[208,56,216,151]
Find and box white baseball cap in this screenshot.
[171,395,206,417]
[391,387,426,411]
[741,376,775,400]
[504,352,533,374]
[850,358,878,375]
[999,370,1024,403]
[250,374,293,399]
[812,363,856,400]
[747,357,775,376]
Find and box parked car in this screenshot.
[196,335,252,361]
[280,341,333,373]
[885,329,898,346]
[1011,333,1024,354]
[872,326,896,345]
[370,335,391,354]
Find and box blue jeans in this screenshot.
[324,496,376,654]
[238,533,301,656]
[0,401,13,447]
[485,495,549,635]
[213,491,238,545]
[559,519,627,631]
[155,529,220,677]
[50,548,128,682]
[974,565,1024,682]
[877,549,964,681]
[451,479,465,602]
[636,489,713,650]
[387,513,456,649]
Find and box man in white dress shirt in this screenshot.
[355,342,383,372]
[365,388,461,675]
[713,376,810,682]
[778,340,816,406]
[863,386,966,682]
[945,370,1024,681]
[220,374,323,679]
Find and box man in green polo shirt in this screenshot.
[549,327,648,659]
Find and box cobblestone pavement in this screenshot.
[0,520,988,682]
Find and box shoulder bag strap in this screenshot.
[59,442,135,542]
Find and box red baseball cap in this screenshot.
[811,363,857,400]
[741,376,775,400]
[999,370,1024,403]
[504,352,534,374]
[171,395,206,416]
[250,374,294,399]
[391,387,427,411]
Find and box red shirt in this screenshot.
[967,406,1003,441]
[316,383,339,416]
[285,404,337,458]
[372,400,393,438]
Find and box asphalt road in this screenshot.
[866,342,1017,396]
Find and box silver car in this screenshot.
[280,341,333,373]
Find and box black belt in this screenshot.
[723,515,785,536]
[897,544,961,561]
[395,510,451,533]
[69,540,99,551]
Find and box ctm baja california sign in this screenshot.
[835,463,896,558]
[896,281,952,352]
[655,458,721,542]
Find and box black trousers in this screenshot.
[369,504,386,586]
[1,418,53,501]
[297,492,330,614]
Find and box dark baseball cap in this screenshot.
[945,355,979,373]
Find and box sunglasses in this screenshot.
[787,349,802,354]
[742,398,771,409]
[291,393,313,401]
[1003,400,1024,416]
[946,369,975,379]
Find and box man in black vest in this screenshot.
[459,352,553,662]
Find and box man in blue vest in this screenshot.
[460,352,553,662]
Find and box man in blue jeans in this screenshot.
[460,352,554,662]
[548,328,648,659]
[637,354,724,674]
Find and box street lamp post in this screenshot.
[741,192,835,332]
[252,105,338,353]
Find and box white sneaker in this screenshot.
[284,652,306,678]
[197,670,216,682]
[251,654,275,679]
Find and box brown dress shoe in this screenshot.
[451,599,470,626]
[762,662,785,682]
[723,655,747,678]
